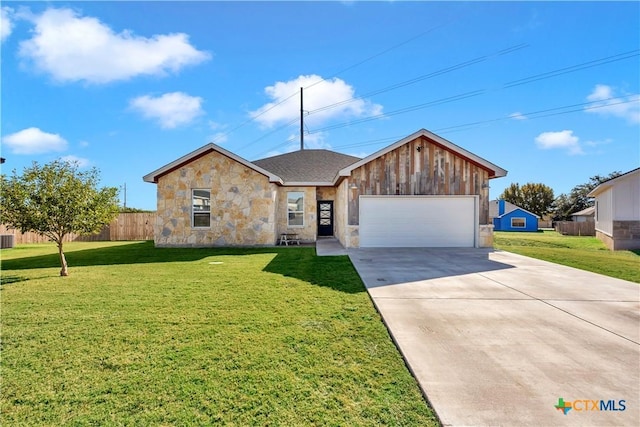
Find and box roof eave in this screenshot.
[281,181,335,187]
[497,208,540,219]
[588,168,640,197]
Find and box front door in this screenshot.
[317,201,334,237]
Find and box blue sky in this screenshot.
[1,1,638,211]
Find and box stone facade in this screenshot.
[147,132,505,249]
[316,187,335,202]
[478,224,494,248]
[275,187,317,242]
[597,221,640,250]
[155,151,278,246]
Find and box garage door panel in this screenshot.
[359,196,476,247]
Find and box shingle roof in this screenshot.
[571,206,595,217]
[252,149,361,184]
[489,199,540,218]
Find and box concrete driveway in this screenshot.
[348,248,639,426]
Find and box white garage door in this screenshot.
[359,196,477,247]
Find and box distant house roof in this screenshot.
[489,199,540,219]
[338,129,508,179]
[587,168,640,197]
[253,149,361,185]
[571,206,595,217]
[143,143,283,184]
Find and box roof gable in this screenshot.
[338,129,507,179]
[587,168,640,197]
[571,206,595,217]
[489,199,540,218]
[143,143,282,184]
[498,207,540,219]
[252,149,361,185]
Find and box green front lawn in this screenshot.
[494,231,640,283]
[1,242,437,426]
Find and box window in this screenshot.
[192,189,211,227]
[511,217,526,228]
[287,191,304,227]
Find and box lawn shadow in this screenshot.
[1,241,364,294]
[0,275,31,286]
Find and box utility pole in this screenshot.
[123,182,127,209]
[300,87,304,150]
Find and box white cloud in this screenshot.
[19,7,210,84]
[585,84,640,124]
[1,7,13,42]
[535,130,583,155]
[509,112,527,120]
[2,127,68,154]
[130,92,204,129]
[249,74,383,128]
[60,155,90,168]
[302,132,331,149]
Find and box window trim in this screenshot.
[192,189,211,228]
[510,217,526,228]
[287,191,305,228]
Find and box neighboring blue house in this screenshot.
[490,199,539,232]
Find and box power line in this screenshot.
[503,49,639,89]
[435,96,638,134]
[225,28,447,150]
[240,117,300,148]
[313,90,486,133]
[301,49,639,137]
[330,95,639,151]
[254,95,638,159]
[303,25,449,92]
[308,43,529,115]
[209,91,300,144]
[250,43,528,155]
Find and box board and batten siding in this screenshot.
[346,135,491,226]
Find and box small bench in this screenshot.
[278,233,300,246]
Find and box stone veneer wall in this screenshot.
[478,224,494,248]
[275,187,317,242]
[316,187,335,201]
[334,180,360,248]
[334,180,348,247]
[155,151,278,247]
[597,221,640,250]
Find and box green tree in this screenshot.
[119,206,154,213]
[499,183,524,207]
[553,171,622,221]
[499,182,555,217]
[1,160,119,276]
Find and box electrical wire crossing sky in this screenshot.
[1,1,638,210]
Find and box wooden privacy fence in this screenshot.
[555,221,595,236]
[1,212,156,244]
